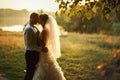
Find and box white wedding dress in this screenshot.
[33,51,66,80]
[33,15,66,80]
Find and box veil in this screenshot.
[45,15,61,59]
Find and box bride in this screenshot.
[33,14,66,80]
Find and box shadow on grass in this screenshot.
[89,40,120,49]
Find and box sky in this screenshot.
[0,0,59,12]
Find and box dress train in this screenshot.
[33,51,66,80]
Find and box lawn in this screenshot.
[0,31,120,80]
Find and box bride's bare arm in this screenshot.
[41,29,49,52]
[41,29,48,46]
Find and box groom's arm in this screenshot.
[26,28,42,52]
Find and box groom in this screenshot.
[24,12,48,80]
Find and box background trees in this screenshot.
[55,0,120,34]
[0,9,29,26]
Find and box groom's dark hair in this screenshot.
[30,12,39,19]
[30,12,39,24]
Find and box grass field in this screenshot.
[0,31,120,80]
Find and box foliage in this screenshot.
[55,0,120,34]
[0,9,29,18]
[111,22,120,34]
[56,0,120,16]
[56,13,72,31]
[0,9,29,26]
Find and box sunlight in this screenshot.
[90,0,94,2]
[96,0,99,1]
[80,0,99,6]
[81,0,86,5]
[97,64,104,69]
[1,25,24,32]
[0,0,59,12]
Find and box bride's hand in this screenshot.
[42,47,48,53]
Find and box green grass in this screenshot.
[0,31,120,80]
[112,22,120,34]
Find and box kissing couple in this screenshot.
[23,12,66,80]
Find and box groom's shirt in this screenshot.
[24,22,42,52]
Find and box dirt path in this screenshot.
[0,73,8,80]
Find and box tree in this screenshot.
[56,0,120,16]
[55,0,120,34]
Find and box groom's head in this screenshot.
[30,12,39,25]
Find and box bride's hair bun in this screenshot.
[39,14,48,24]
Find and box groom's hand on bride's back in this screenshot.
[42,47,48,53]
